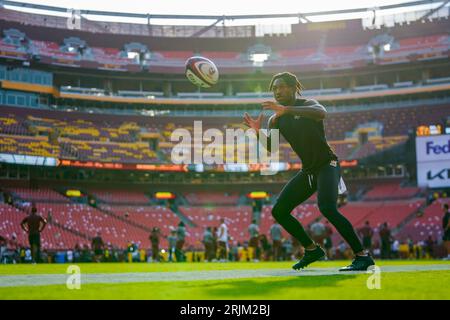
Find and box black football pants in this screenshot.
[271,162,364,254]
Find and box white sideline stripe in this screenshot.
[0,264,449,287]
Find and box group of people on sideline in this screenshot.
[1,202,449,263]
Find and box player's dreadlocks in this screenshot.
[268,72,304,95]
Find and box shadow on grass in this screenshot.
[182,274,359,299]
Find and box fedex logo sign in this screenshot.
[426,140,450,155]
[416,135,450,162]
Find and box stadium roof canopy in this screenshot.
[1,0,449,24]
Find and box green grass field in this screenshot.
[1,260,449,300]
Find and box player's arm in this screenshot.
[20,218,28,232]
[285,99,326,120]
[39,217,47,232]
[262,100,326,121]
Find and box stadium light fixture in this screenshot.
[250,53,269,63]
[127,51,139,60]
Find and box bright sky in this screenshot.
[5,0,444,25]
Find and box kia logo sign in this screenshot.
[417,161,450,188]
[427,168,450,180]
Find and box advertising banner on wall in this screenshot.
[416,134,450,188]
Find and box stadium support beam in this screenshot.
[190,17,224,38]
[298,13,312,23]
[418,0,449,20]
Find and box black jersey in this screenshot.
[271,98,337,174]
[444,210,450,230]
[21,214,46,236]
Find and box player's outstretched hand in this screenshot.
[243,112,263,131]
